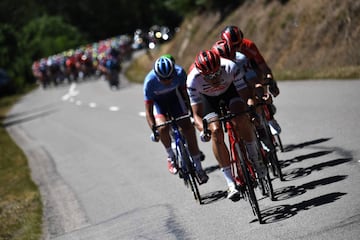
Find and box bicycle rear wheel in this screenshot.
[235,143,263,223]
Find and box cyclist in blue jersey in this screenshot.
[144,56,208,184]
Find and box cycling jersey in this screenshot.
[240,38,266,66]
[144,64,188,117]
[187,57,245,105]
[234,51,258,90]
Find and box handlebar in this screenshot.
[153,113,192,129]
[202,102,250,134]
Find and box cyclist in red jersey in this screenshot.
[220,26,281,133]
[221,25,280,97]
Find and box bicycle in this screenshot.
[263,102,284,152]
[154,114,203,204]
[256,100,284,181]
[203,102,263,223]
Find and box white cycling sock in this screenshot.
[221,166,234,186]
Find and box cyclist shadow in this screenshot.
[259,174,347,223]
[201,190,227,205]
[260,191,347,224]
[200,164,228,204]
[281,150,333,169]
[274,175,347,201]
[281,157,352,182]
[283,137,332,152]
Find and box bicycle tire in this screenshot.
[275,134,284,152]
[269,151,284,181]
[259,171,275,201]
[179,142,202,204]
[235,143,263,223]
[264,125,284,182]
[254,137,275,201]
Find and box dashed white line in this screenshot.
[62,83,79,101]
[89,102,97,108]
[109,106,119,111]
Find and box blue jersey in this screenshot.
[143,64,188,116]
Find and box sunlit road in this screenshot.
[5,78,360,240]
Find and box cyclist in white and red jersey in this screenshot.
[187,50,267,200]
[144,56,208,184]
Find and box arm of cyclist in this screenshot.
[145,101,160,142]
[191,103,211,142]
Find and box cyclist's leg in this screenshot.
[178,119,204,168]
[169,93,206,174]
[200,92,239,196]
[206,115,239,198]
[230,98,267,179]
[153,102,178,173]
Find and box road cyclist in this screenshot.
[211,39,283,182]
[187,49,267,200]
[143,56,209,184]
[220,25,282,135]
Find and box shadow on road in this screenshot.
[284,138,332,152]
[274,175,347,201]
[204,164,220,174]
[201,190,227,205]
[282,157,352,181]
[2,104,59,128]
[281,150,334,168]
[261,192,347,224]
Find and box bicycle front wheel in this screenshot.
[259,170,275,201]
[179,142,202,204]
[235,143,263,223]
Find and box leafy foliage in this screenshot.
[0,0,186,96]
[20,15,85,59]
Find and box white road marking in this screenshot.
[109,106,119,111]
[62,83,79,101]
[138,112,146,117]
[89,102,97,108]
[60,83,123,113]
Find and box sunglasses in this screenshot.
[204,69,221,81]
[160,77,172,82]
[159,74,174,82]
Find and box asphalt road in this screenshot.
[5,78,360,240]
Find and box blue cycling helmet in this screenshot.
[154,57,174,79]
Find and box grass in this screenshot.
[0,92,42,240]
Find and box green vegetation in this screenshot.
[0,93,42,240]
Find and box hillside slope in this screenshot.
[128,0,360,81]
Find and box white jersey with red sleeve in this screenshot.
[186,57,245,105]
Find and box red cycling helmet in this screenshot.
[194,50,220,75]
[212,40,235,60]
[220,25,244,47]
